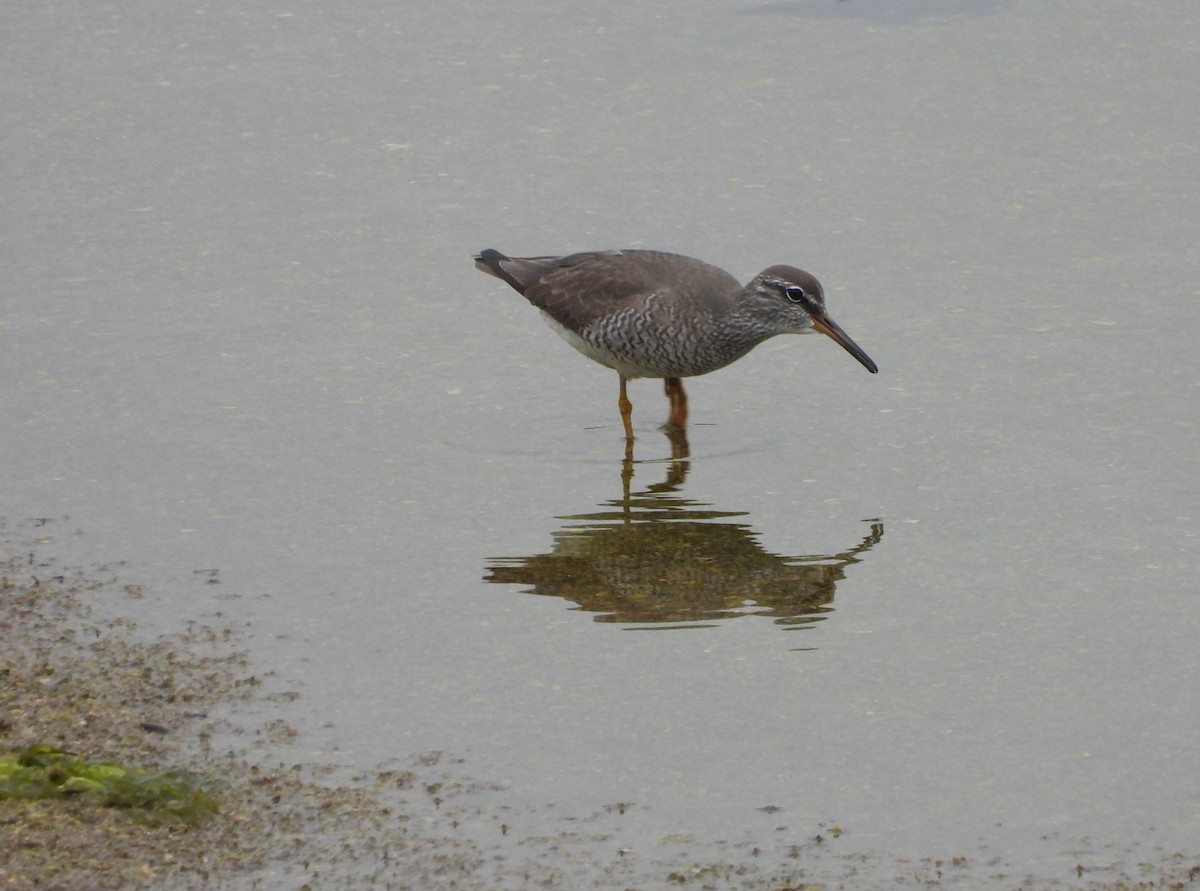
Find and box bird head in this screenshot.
[750,266,878,374]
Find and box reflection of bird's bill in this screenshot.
[811,315,878,374]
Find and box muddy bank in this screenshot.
[0,524,484,890]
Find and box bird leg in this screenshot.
[664,377,688,429]
[618,375,635,444]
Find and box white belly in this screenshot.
[541,311,663,379]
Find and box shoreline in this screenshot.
[3,522,1196,890]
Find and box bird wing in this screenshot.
[519,250,738,332]
[520,251,649,330]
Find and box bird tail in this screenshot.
[474,249,528,293]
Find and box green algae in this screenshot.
[0,745,218,825]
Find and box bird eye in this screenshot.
[784,286,807,304]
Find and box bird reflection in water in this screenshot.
[485,459,883,635]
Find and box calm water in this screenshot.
[4,0,1198,885]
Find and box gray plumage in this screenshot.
[474,248,877,379]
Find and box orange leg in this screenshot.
[664,377,688,429]
[618,375,635,443]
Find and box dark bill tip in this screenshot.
[812,315,878,374]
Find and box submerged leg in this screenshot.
[618,375,635,443]
[664,377,688,429]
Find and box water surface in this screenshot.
[3,0,1198,885]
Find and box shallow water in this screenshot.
[4,0,1198,884]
